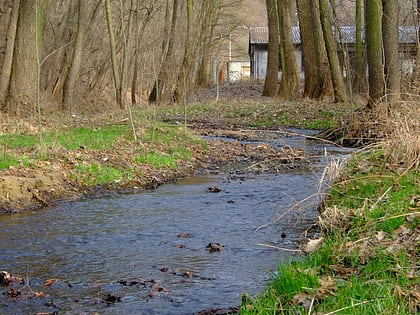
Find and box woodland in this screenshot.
[0,0,418,114]
[0,1,419,314]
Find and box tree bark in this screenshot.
[310,0,333,99]
[173,0,193,104]
[105,0,123,109]
[9,0,46,115]
[353,0,365,95]
[149,0,178,103]
[319,0,348,103]
[0,0,20,109]
[263,0,279,97]
[382,0,400,103]
[62,0,89,111]
[278,0,300,100]
[296,0,318,98]
[366,0,384,107]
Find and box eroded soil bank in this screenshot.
[0,127,311,214]
[1,83,356,213]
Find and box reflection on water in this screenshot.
[0,136,348,315]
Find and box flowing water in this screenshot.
[0,131,351,314]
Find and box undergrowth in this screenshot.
[241,100,420,314]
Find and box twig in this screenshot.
[256,192,325,232]
[249,129,346,148]
[369,186,393,211]
[323,298,379,315]
[308,296,315,315]
[256,243,302,252]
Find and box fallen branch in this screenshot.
[256,243,302,253]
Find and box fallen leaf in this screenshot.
[375,231,387,241]
[393,225,412,239]
[44,279,59,287]
[290,292,312,310]
[302,237,324,254]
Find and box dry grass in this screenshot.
[383,96,420,170]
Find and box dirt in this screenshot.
[0,82,328,214]
[0,129,310,214]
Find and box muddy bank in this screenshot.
[0,130,309,214]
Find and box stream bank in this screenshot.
[0,130,343,314]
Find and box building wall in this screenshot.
[250,45,303,80]
[227,60,251,82]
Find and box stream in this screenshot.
[0,130,351,315]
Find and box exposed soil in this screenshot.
[0,128,311,214]
[0,82,322,214]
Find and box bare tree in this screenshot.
[8,0,48,115]
[0,0,20,109]
[296,0,318,98]
[319,0,348,103]
[353,0,365,95]
[62,0,90,111]
[105,0,123,108]
[366,0,384,107]
[263,0,279,97]
[277,0,300,100]
[382,0,400,103]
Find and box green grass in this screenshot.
[0,155,32,170]
[134,152,178,169]
[1,125,130,151]
[241,151,419,314]
[71,163,133,186]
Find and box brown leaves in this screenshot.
[301,237,324,254]
[44,278,59,287]
[290,276,337,311]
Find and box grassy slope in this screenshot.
[240,117,420,313]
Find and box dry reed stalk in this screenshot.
[383,101,420,169]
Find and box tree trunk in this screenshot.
[319,0,348,103]
[105,0,122,109]
[366,0,384,107]
[263,0,279,97]
[119,0,137,110]
[353,0,365,95]
[174,0,193,104]
[310,0,333,99]
[382,0,400,103]
[9,0,46,115]
[149,0,178,103]
[62,0,89,111]
[296,0,318,98]
[196,0,221,87]
[0,0,20,110]
[278,0,300,100]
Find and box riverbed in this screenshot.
[0,131,350,314]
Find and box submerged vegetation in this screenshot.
[241,101,420,314]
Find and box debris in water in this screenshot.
[206,242,224,252]
[207,186,222,193]
[44,279,59,287]
[102,293,121,304]
[0,271,24,285]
